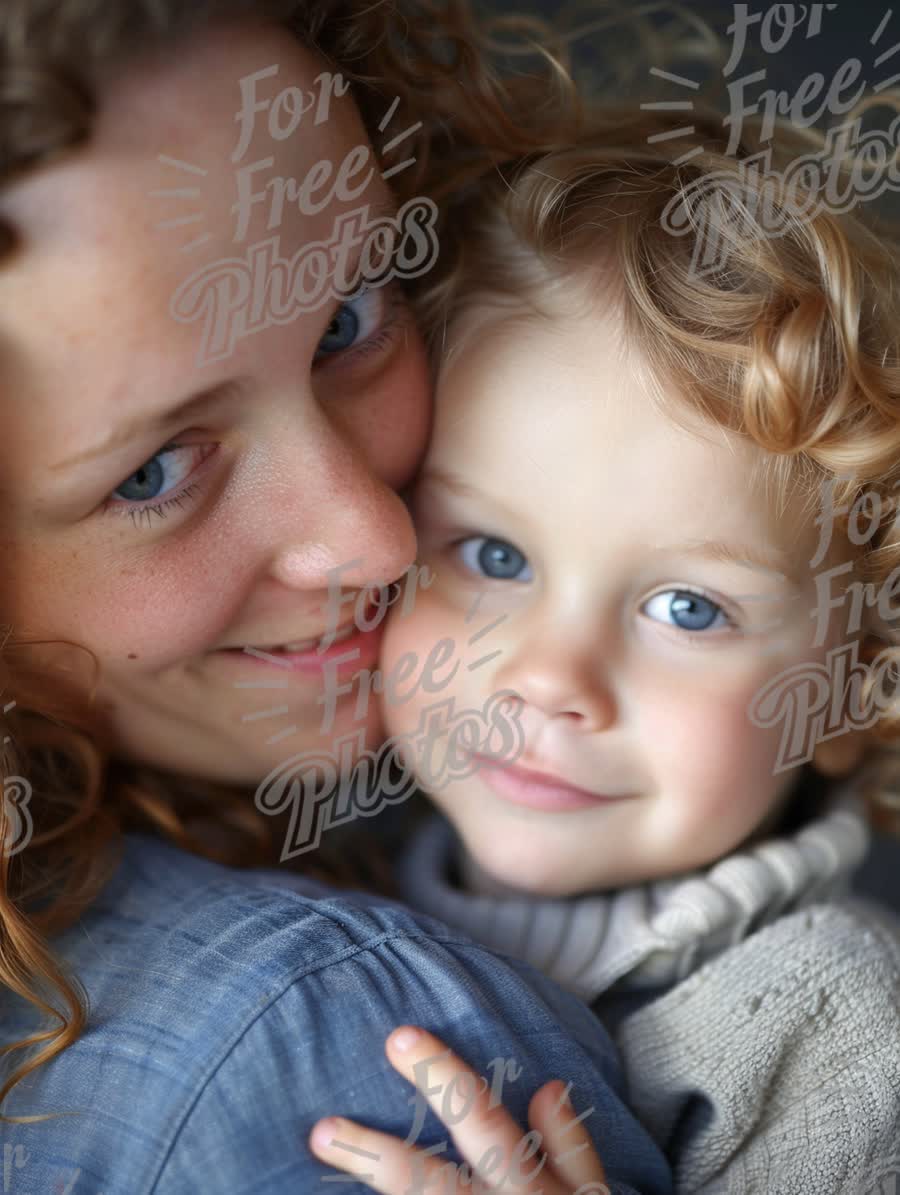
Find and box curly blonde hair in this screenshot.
[0,0,613,1123]
[412,84,900,832]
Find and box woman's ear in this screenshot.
[811,726,867,778]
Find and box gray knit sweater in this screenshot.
[397,777,900,1194]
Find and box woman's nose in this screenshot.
[261,425,418,592]
[492,632,618,732]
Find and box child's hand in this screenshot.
[309,1025,611,1194]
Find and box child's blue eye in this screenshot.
[315,288,384,359]
[458,536,533,581]
[643,589,730,633]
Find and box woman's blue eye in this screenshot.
[112,445,200,504]
[643,589,729,633]
[458,537,533,581]
[315,288,384,360]
[110,446,205,506]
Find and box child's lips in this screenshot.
[469,753,636,812]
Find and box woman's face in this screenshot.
[0,21,432,784]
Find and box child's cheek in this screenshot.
[638,670,797,856]
[379,594,467,745]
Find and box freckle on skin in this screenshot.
[128,653,138,659]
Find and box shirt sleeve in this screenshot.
[151,894,673,1195]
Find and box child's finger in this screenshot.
[309,1114,468,1194]
[527,1080,611,1194]
[384,1025,549,1190]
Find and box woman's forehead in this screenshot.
[0,19,398,487]
[0,26,378,241]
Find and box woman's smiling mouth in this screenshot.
[250,619,361,654]
[217,615,386,674]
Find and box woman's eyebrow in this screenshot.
[52,198,403,475]
[51,378,248,471]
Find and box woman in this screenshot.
[0,1,672,1192]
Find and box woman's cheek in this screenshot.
[49,530,243,672]
[8,540,196,661]
[103,539,241,662]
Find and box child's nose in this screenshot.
[492,636,617,732]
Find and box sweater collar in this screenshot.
[395,777,870,1002]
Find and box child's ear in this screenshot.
[811,631,885,779]
[811,727,867,778]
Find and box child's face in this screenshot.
[380,290,863,895]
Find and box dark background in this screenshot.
[510,0,895,85]
[481,2,899,138]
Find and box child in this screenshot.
[321,99,900,1193]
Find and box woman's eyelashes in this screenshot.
[455,536,736,641]
[314,283,405,366]
[105,444,217,529]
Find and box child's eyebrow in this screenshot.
[657,538,803,590]
[424,472,807,592]
[419,470,520,521]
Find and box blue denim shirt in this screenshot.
[0,834,671,1194]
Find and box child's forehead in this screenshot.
[443,265,624,353]
[429,295,829,563]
